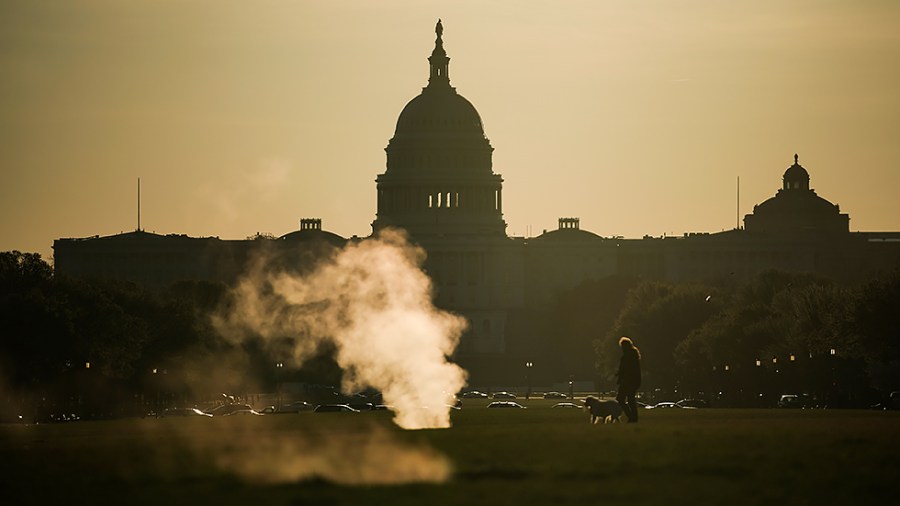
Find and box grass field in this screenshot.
[2,400,898,505]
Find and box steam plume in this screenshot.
[215,229,468,429]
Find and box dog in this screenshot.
[583,396,624,424]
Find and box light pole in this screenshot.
[276,362,284,409]
[525,362,533,399]
[829,348,837,407]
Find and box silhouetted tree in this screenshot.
[596,280,718,395]
[852,269,900,392]
[540,276,638,385]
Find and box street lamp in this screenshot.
[276,362,284,408]
[525,362,533,399]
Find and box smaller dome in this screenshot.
[532,227,603,243]
[744,155,849,234]
[279,228,346,248]
[783,154,810,190]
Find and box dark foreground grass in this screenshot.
[2,403,898,506]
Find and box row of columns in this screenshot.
[378,186,501,213]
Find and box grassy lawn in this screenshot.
[2,401,898,505]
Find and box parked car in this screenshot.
[777,394,811,408]
[492,391,517,399]
[487,401,526,409]
[279,401,315,413]
[224,408,264,416]
[676,398,708,409]
[543,391,568,399]
[461,391,489,399]
[204,403,253,416]
[163,407,212,417]
[552,402,582,409]
[313,404,359,413]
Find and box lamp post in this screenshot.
[525,362,533,399]
[151,367,159,415]
[754,359,762,406]
[829,348,837,407]
[276,362,284,409]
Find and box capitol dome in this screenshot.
[394,90,485,137]
[372,21,506,238]
[383,19,494,176]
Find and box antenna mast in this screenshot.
[138,177,141,232]
[736,176,740,230]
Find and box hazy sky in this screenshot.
[2,0,899,261]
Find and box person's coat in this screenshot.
[617,348,641,389]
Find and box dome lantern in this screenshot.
[427,19,451,89]
[783,153,811,191]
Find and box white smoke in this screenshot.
[215,229,468,429]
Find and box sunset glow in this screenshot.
[2,1,899,258]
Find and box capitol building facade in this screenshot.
[54,23,900,383]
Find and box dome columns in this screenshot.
[376,183,502,214]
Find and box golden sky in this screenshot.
[2,0,899,261]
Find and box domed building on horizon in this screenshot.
[372,19,506,239]
[743,154,850,234]
[52,21,900,387]
[370,21,524,361]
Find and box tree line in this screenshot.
[592,268,900,407]
[2,249,898,419]
[0,251,341,420]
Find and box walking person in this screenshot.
[616,336,642,423]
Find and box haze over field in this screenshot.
[2,1,899,260]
